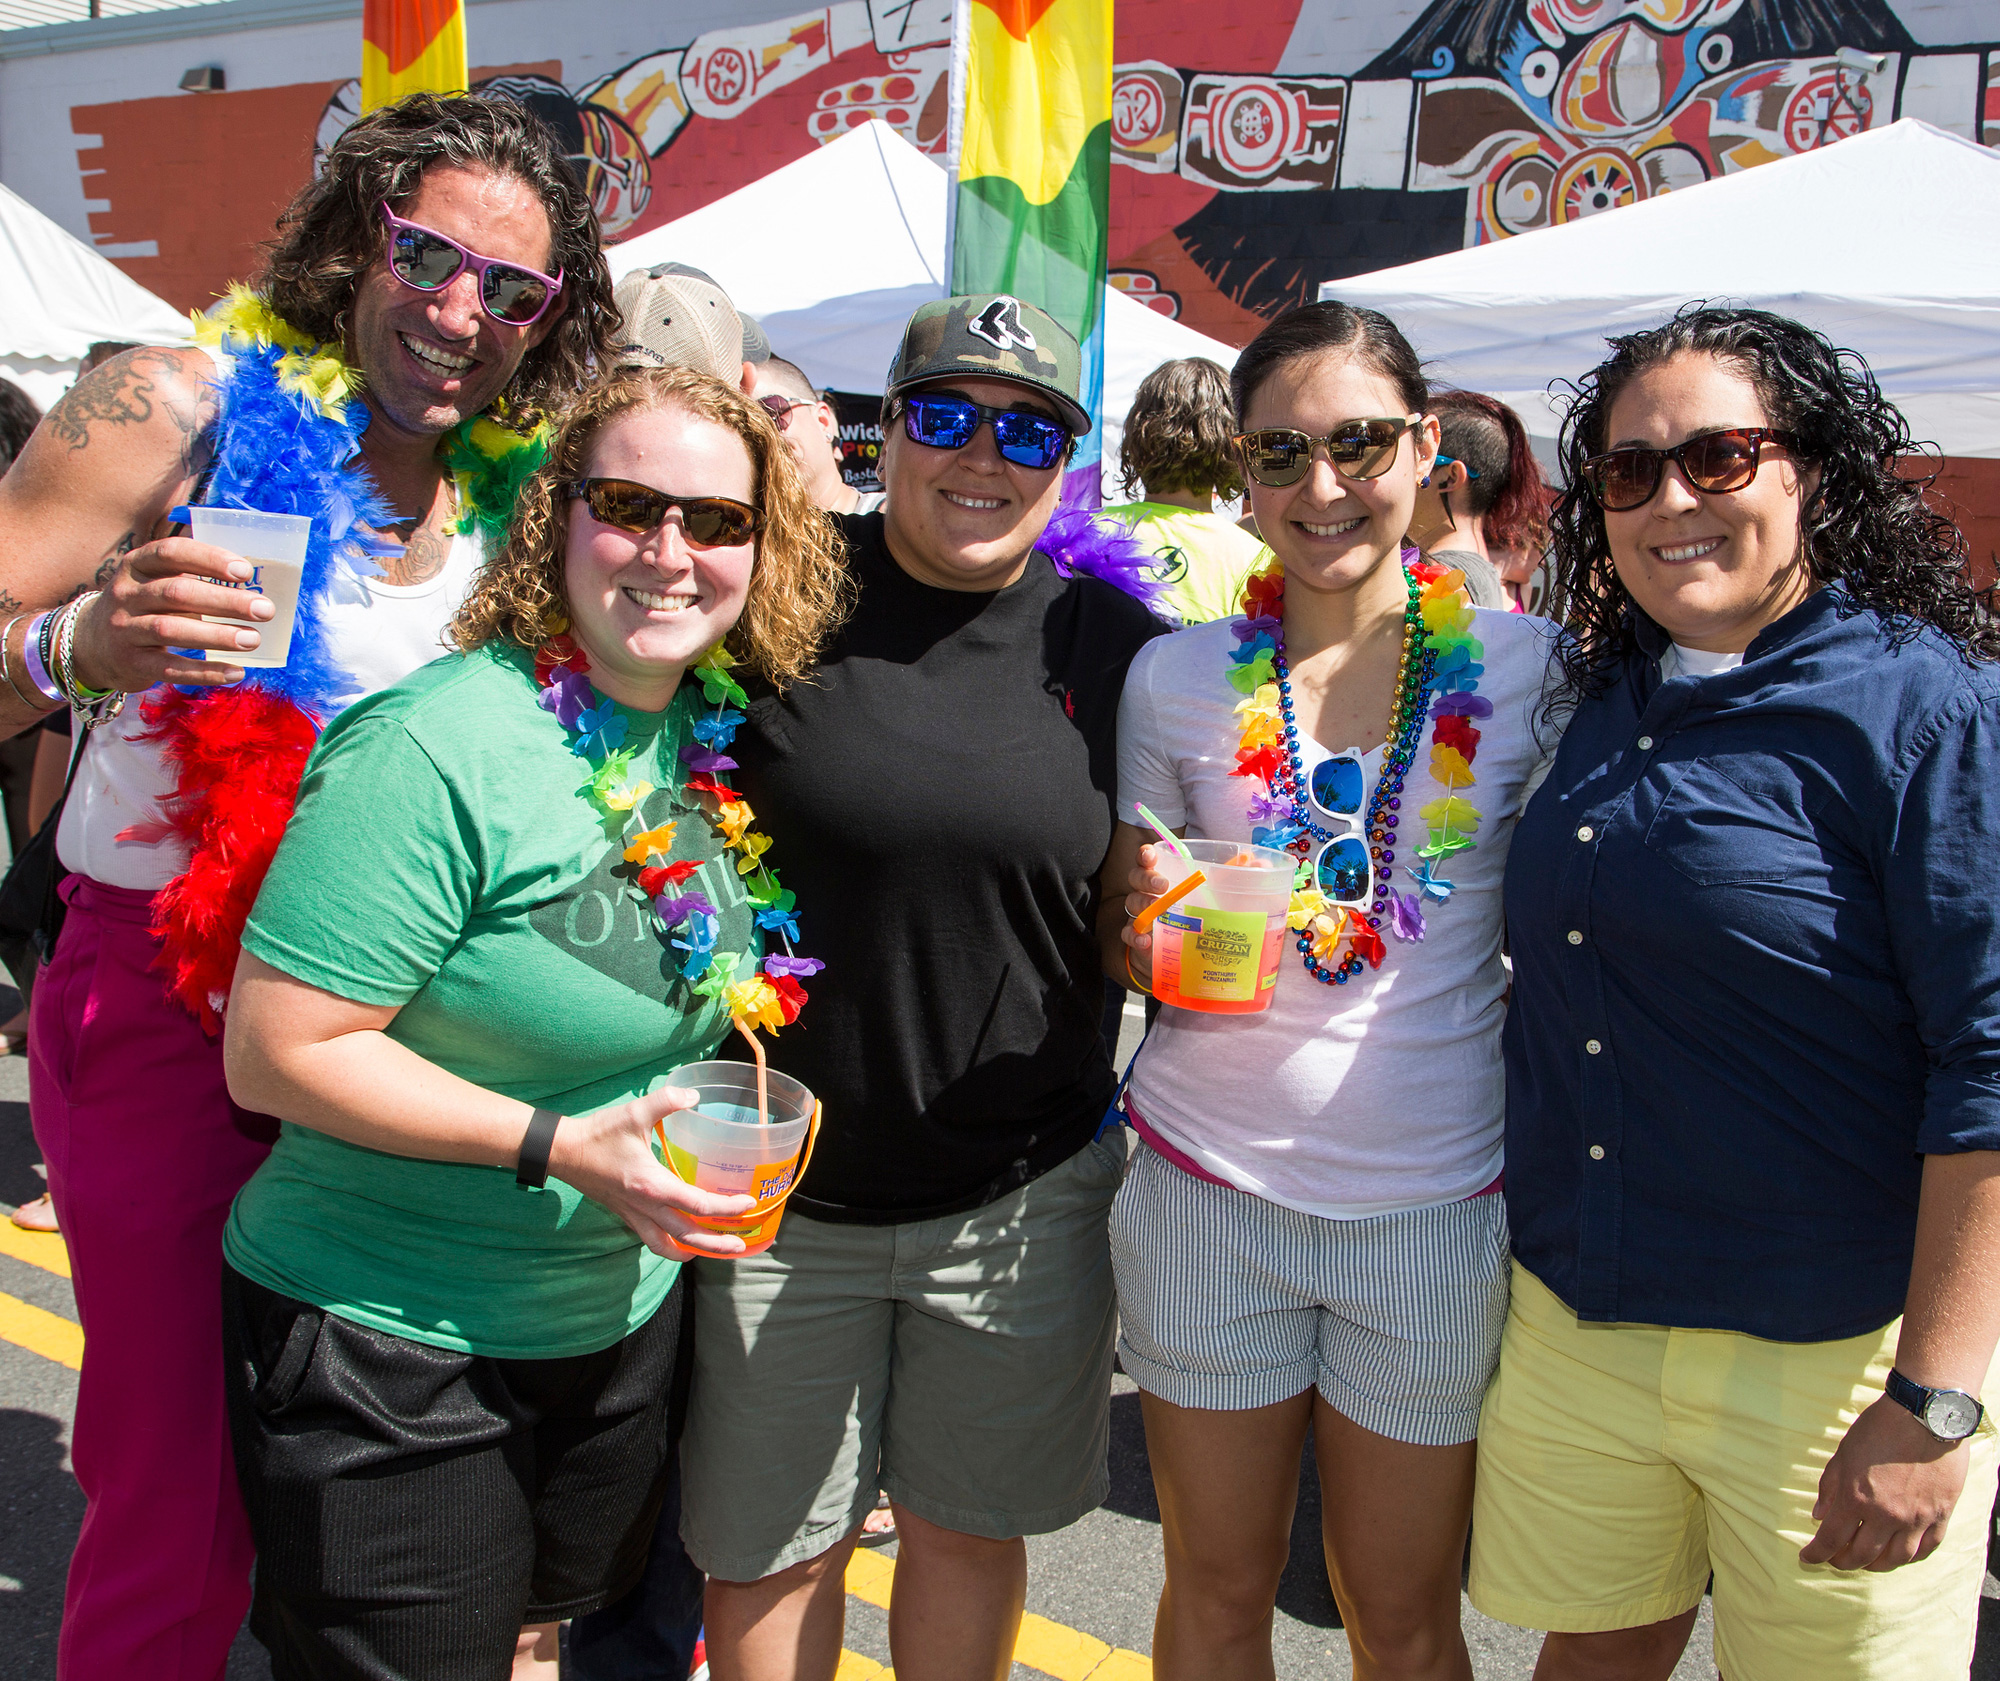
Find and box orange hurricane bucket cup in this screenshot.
[1147,839,1294,1014]
[653,1061,822,1257]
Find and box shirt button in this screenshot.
[1576,825,1594,842]
[1586,1039,1602,1055]
[1567,930,1583,946]
[1637,735,1654,751]
[1589,1145,1606,1160]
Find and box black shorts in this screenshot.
[221,1264,685,1681]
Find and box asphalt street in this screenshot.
[0,1001,1992,1677]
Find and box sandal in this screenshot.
[857,1491,896,1547]
[10,1193,56,1233]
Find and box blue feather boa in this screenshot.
[190,339,400,717]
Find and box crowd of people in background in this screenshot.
[0,88,1994,1681]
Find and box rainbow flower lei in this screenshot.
[535,633,820,1038]
[1226,555,1491,978]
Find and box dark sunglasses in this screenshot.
[1235,417,1420,488]
[1582,427,1795,513]
[902,394,1072,471]
[379,205,565,327]
[565,479,762,546]
[757,395,813,431]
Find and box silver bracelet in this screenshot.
[54,592,114,707]
[0,613,25,708]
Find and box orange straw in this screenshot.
[734,1015,769,1128]
[1133,869,1207,935]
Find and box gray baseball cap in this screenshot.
[885,293,1090,436]
[612,262,760,378]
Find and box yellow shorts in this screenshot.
[1470,1264,2000,1681]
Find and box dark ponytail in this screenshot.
[1230,301,1426,426]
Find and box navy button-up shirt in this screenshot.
[1504,586,2000,1342]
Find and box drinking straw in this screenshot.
[734,1015,770,1128]
[1133,802,1188,858]
[1132,869,1207,934]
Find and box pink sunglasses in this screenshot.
[378,204,564,327]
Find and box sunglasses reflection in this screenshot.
[566,478,763,546]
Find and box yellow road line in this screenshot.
[835,1653,890,1680]
[0,1219,70,1279]
[0,1289,81,1369]
[843,1548,1150,1680]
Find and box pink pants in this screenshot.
[30,874,278,1680]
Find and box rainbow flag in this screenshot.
[950,0,1111,505]
[362,0,467,113]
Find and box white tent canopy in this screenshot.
[0,182,190,412]
[1325,121,2000,460]
[607,121,1241,497]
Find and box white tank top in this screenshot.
[58,527,486,890]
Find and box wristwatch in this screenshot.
[1885,1368,1986,1442]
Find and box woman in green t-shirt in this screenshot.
[216,365,849,1679]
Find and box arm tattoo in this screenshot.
[45,350,209,464]
[0,589,21,615]
[95,534,135,587]
[61,533,138,602]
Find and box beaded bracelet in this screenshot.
[20,611,62,706]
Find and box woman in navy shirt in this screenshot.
[1474,305,2000,1681]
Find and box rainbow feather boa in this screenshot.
[141,290,545,1026]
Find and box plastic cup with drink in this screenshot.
[1143,836,1294,1015]
[654,1060,820,1257]
[188,506,312,670]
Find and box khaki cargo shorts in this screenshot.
[679,1135,1124,1582]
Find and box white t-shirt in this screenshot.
[59,529,485,890]
[1116,607,1561,1218]
[1659,641,1744,681]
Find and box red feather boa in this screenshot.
[141,687,322,1032]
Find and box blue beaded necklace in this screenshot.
[1273,566,1437,986]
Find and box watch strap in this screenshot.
[1886,1367,1984,1440]
[515,1108,562,1190]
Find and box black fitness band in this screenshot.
[515,1108,562,1189]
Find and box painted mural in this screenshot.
[63,0,2000,348]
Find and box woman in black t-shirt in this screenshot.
[681,295,1163,1679]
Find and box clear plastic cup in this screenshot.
[655,1061,817,1256]
[1149,839,1295,1015]
[188,506,311,670]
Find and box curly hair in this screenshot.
[1547,304,1996,696]
[1118,357,1242,500]
[451,366,852,689]
[1430,390,1551,557]
[259,92,618,414]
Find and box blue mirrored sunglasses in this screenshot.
[903,394,1071,471]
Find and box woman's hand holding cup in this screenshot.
[548,1086,756,1259]
[1121,842,1171,988]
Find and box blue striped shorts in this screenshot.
[1108,1142,1509,1446]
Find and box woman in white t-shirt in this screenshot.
[1099,301,1559,1680]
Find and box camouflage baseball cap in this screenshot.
[886,294,1090,437]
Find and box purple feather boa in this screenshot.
[1035,508,1168,609]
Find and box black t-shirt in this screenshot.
[733,512,1166,1223]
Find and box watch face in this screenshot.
[1925,1391,1983,1441]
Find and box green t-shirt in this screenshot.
[225,642,760,1358]
[1104,501,1271,626]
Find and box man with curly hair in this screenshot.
[0,92,615,1680]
